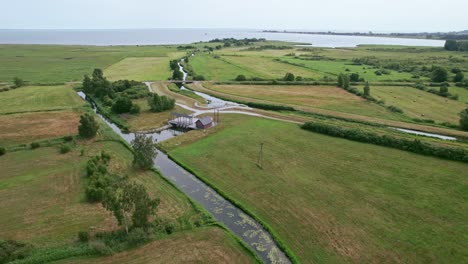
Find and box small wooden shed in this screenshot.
[195,116,213,129]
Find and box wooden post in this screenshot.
[257,142,264,169]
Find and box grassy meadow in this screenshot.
[0,85,84,114]
[358,85,468,124]
[0,45,184,84]
[167,114,468,263]
[105,56,182,81]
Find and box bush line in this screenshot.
[301,122,468,163]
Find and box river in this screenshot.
[77,92,291,263]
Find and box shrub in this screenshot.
[235,74,247,81]
[387,105,404,113]
[148,94,175,113]
[63,136,74,142]
[112,96,133,114]
[30,142,40,149]
[0,239,33,263]
[60,144,71,154]
[460,108,468,131]
[13,77,24,88]
[154,218,176,234]
[454,72,464,82]
[89,241,113,256]
[127,228,149,246]
[130,104,141,114]
[349,73,360,82]
[193,75,205,81]
[283,73,295,82]
[78,231,89,242]
[0,146,6,156]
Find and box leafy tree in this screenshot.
[444,40,458,51]
[130,104,141,114]
[82,75,93,94]
[102,181,160,234]
[431,66,448,82]
[131,134,156,170]
[235,75,247,81]
[295,76,303,82]
[78,113,99,138]
[343,74,350,89]
[283,73,295,82]
[13,77,24,88]
[349,73,360,82]
[0,146,5,156]
[363,81,371,97]
[460,108,468,131]
[169,60,178,71]
[172,68,183,80]
[337,74,344,87]
[112,96,133,114]
[454,72,464,82]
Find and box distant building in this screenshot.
[195,116,213,129]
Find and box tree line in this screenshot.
[301,122,468,162]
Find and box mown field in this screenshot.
[0,45,184,83]
[105,55,183,81]
[201,83,407,121]
[168,114,468,263]
[357,85,468,124]
[0,85,84,113]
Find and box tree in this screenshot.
[283,73,295,82]
[444,40,458,51]
[82,75,93,94]
[337,74,344,88]
[112,96,133,114]
[431,66,448,82]
[235,75,247,81]
[172,68,183,80]
[460,108,468,131]
[349,73,360,82]
[13,77,24,88]
[78,113,99,138]
[343,74,350,89]
[131,134,156,170]
[454,72,464,82]
[102,181,160,234]
[363,81,371,97]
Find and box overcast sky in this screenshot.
[1,0,467,32]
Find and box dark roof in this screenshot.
[197,116,213,126]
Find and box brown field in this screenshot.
[0,111,81,147]
[59,228,256,264]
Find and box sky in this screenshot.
[1,0,467,32]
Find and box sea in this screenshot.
[0,28,445,48]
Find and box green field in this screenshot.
[168,114,468,263]
[105,55,182,81]
[0,85,84,113]
[0,45,183,83]
[357,85,467,124]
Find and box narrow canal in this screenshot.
[77,91,291,264]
